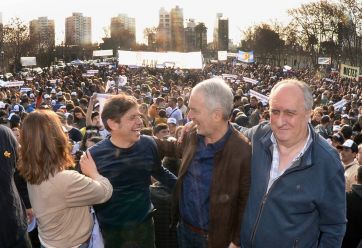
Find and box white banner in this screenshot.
[93,50,113,57]
[96,93,112,126]
[82,74,95,77]
[87,70,99,74]
[4,81,25,87]
[318,57,331,65]
[118,50,203,69]
[227,52,237,57]
[340,64,360,80]
[20,88,32,93]
[333,99,347,111]
[323,78,335,83]
[249,89,269,104]
[222,74,238,80]
[218,51,227,61]
[243,77,259,85]
[21,57,37,66]
[105,75,127,92]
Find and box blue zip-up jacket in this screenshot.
[240,123,346,248]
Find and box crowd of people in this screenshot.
[1,59,362,248]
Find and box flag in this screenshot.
[237,51,254,63]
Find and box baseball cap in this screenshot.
[337,139,358,153]
[0,101,5,109]
[167,117,177,125]
[341,114,349,119]
[8,113,21,123]
[56,91,63,96]
[13,104,20,112]
[71,92,77,96]
[44,94,51,99]
[333,125,341,132]
[51,89,56,94]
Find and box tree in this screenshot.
[194,23,207,52]
[288,1,346,65]
[2,18,30,72]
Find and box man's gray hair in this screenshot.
[270,79,313,110]
[192,77,233,120]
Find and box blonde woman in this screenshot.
[18,110,112,248]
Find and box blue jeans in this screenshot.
[177,221,208,248]
[40,240,89,248]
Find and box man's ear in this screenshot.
[107,119,119,131]
[212,108,224,122]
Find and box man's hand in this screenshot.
[90,93,97,103]
[178,121,196,143]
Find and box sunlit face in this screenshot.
[92,115,103,129]
[11,128,20,141]
[75,112,83,119]
[339,148,356,165]
[357,147,362,165]
[109,106,143,145]
[313,112,322,122]
[269,84,310,147]
[139,105,148,115]
[155,128,170,139]
[187,91,214,137]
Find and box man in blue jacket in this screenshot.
[239,79,346,247]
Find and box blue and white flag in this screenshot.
[237,51,254,63]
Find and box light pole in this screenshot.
[0,51,4,73]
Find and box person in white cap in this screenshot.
[337,139,361,192]
[167,117,177,137]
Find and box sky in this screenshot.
[0,0,317,45]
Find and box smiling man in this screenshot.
[156,78,251,248]
[239,79,346,247]
[85,94,176,248]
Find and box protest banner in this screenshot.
[318,57,331,65]
[218,51,227,61]
[333,99,347,111]
[4,81,25,87]
[118,50,203,69]
[93,50,113,57]
[340,64,360,80]
[21,57,37,66]
[243,77,259,85]
[249,89,269,104]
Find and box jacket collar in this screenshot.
[259,123,315,168]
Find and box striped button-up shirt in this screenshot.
[267,127,312,191]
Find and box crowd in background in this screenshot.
[1,59,362,248]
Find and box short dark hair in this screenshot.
[153,123,168,135]
[91,111,99,120]
[101,94,138,131]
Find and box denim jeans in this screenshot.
[177,221,208,248]
[40,239,89,248]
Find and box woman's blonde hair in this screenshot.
[18,110,74,184]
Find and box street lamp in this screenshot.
[82,48,85,61]
[0,51,4,73]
